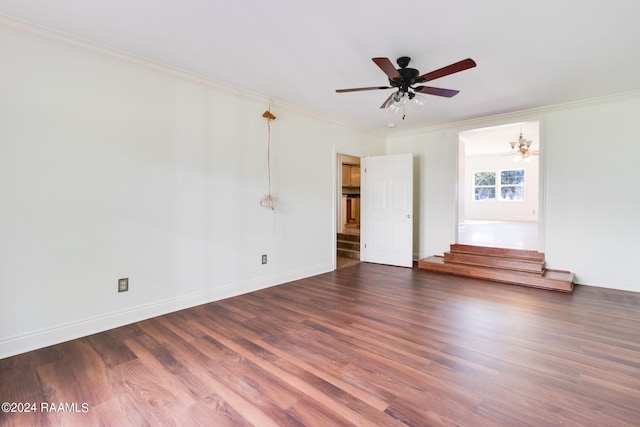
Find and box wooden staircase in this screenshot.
[337,232,360,260]
[418,244,574,292]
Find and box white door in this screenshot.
[361,153,414,267]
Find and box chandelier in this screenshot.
[510,132,534,162]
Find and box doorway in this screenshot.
[458,121,540,250]
[337,154,361,268]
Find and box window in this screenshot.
[500,169,525,201]
[473,169,525,201]
[474,171,495,200]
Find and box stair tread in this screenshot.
[450,244,544,261]
[337,248,360,253]
[418,255,574,293]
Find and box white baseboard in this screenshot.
[0,262,333,359]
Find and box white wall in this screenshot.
[0,27,385,357]
[545,95,640,292]
[388,97,640,293]
[463,154,539,221]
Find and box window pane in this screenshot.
[501,169,524,185]
[475,187,496,200]
[500,186,524,200]
[475,171,495,186]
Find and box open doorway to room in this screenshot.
[336,154,361,268]
[457,121,540,250]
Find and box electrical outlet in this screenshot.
[118,278,129,292]
[261,254,267,264]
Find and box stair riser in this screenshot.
[337,249,360,260]
[338,241,360,251]
[337,233,360,243]
[443,252,544,273]
[450,244,544,262]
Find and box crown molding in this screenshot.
[387,89,640,139]
[545,88,640,112]
[388,107,550,139]
[0,14,262,99]
[269,97,386,137]
[0,14,383,138]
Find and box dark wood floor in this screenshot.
[2,263,640,426]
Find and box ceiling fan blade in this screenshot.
[414,86,460,98]
[379,92,396,109]
[372,57,402,80]
[336,86,391,93]
[418,58,477,82]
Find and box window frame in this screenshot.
[499,169,525,201]
[472,169,525,202]
[472,171,496,201]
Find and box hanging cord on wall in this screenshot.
[260,108,276,211]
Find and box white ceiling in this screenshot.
[1,1,639,134]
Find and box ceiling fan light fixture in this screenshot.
[391,91,406,103]
[412,93,426,107]
[388,91,407,113]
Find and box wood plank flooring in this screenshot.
[1,262,640,426]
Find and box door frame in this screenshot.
[333,147,366,269]
[455,117,546,252]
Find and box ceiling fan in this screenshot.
[336,56,477,113]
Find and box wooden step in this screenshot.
[450,244,544,261]
[443,251,544,274]
[418,244,574,293]
[337,232,360,243]
[337,240,360,251]
[337,233,360,260]
[418,256,574,293]
[337,248,360,260]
